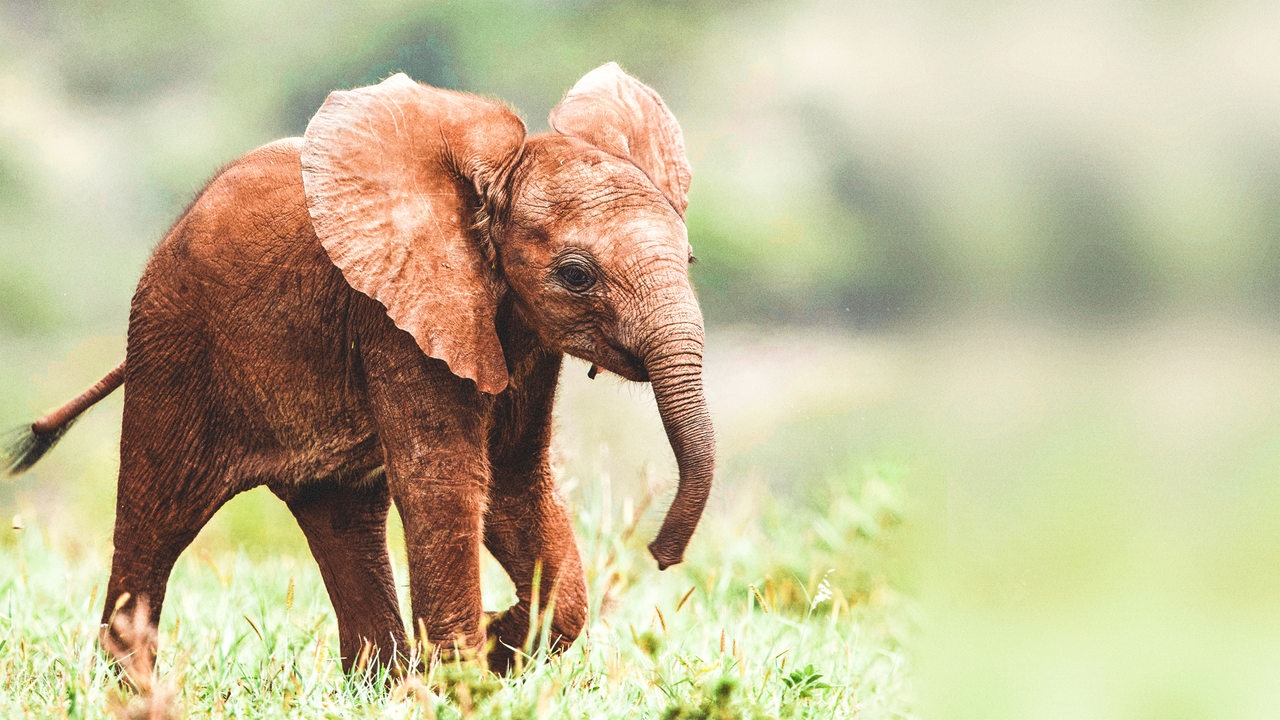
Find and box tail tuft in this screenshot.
[2,421,75,476]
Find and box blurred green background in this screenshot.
[4,1,1280,717]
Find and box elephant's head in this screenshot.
[300,63,713,570]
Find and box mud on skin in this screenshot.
[1,63,715,676]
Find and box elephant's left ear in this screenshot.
[301,74,525,395]
[549,62,692,217]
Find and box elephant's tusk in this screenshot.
[587,364,599,379]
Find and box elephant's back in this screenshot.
[146,137,319,289]
[133,136,345,325]
[132,136,349,353]
[124,137,382,484]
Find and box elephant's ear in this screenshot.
[302,73,525,394]
[549,62,692,217]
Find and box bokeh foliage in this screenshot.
[7,1,1280,337]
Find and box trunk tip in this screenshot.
[648,541,684,571]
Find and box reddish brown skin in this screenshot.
[16,65,719,678]
[104,139,540,671]
[97,125,708,673]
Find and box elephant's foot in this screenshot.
[483,602,583,673]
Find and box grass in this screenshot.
[0,464,913,719]
[0,331,916,718]
[13,319,1280,717]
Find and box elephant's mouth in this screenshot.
[590,339,649,382]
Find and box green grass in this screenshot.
[0,462,913,719]
[15,321,1280,718]
[16,320,1280,717]
[0,329,916,718]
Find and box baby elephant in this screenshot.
[3,63,715,673]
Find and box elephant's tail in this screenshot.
[3,360,125,475]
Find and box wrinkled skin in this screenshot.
[32,64,716,675]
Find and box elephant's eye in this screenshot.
[556,262,596,292]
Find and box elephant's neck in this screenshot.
[495,296,559,389]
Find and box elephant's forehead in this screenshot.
[515,136,676,224]
[563,210,689,256]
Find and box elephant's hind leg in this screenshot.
[272,479,407,674]
[100,454,238,679]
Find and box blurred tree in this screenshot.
[1022,148,1157,322]
[3,0,1280,338]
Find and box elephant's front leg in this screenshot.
[364,338,496,663]
[393,465,489,660]
[483,349,586,671]
[484,471,588,671]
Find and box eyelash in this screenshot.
[555,261,596,292]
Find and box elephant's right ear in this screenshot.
[301,74,525,394]
[549,63,691,218]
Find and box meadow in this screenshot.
[0,329,915,719]
[7,317,1280,718]
[7,2,1280,714]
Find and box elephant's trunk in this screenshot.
[640,313,716,570]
